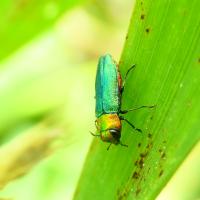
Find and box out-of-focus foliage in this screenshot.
[0,0,85,60]
[0,32,95,199]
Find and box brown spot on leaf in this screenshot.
[140,14,145,20]
[138,157,145,169]
[146,142,153,149]
[161,152,166,159]
[145,28,150,33]
[132,171,140,179]
[158,148,166,159]
[117,189,123,200]
[159,170,164,177]
[134,160,138,166]
[117,189,128,200]
[136,188,141,196]
[140,152,148,158]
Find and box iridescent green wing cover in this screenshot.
[95,54,120,117]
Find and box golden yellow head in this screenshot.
[96,113,121,145]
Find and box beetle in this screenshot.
[91,54,154,150]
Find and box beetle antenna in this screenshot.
[90,131,100,137]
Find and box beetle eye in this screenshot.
[109,128,120,142]
[109,128,120,137]
[109,129,118,134]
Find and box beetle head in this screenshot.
[95,114,121,145]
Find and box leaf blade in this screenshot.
[74,0,200,199]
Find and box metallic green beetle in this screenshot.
[91,54,153,149]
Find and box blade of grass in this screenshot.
[73,0,200,199]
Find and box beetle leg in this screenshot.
[121,64,136,94]
[119,141,128,148]
[107,143,112,150]
[120,105,156,114]
[120,116,142,133]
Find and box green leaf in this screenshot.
[0,33,70,139]
[73,0,200,199]
[0,0,85,61]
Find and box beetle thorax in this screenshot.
[96,113,121,130]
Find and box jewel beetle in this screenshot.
[91,54,154,150]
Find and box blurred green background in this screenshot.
[0,0,199,199]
